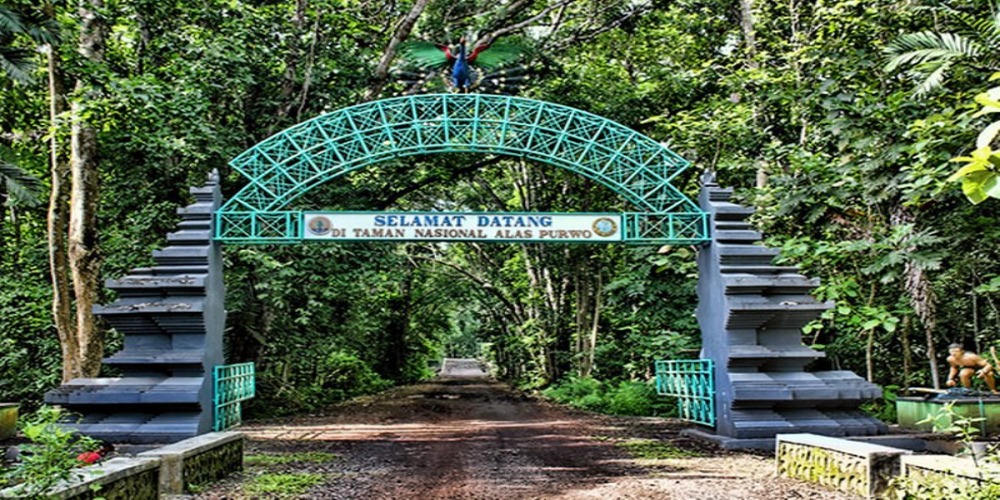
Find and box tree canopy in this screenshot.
[0,0,999,417]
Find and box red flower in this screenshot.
[77,451,101,464]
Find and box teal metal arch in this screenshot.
[215,94,708,244]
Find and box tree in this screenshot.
[41,0,108,381]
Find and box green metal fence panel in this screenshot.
[654,359,715,427]
[213,363,256,432]
[213,94,708,244]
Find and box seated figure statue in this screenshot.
[946,343,999,394]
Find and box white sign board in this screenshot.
[303,212,623,242]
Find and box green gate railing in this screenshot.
[213,362,256,431]
[655,359,715,427]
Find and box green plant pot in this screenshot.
[0,403,18,440]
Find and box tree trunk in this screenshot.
[0,188,6,258]
[45,6,79,383]
[739,0,757,68]
[275,0,308,122]
[586,273,601,378]
[68,0,108,378]
[364,0,430,101]
[866,328,874,382]
[892,205,939,388]
[913,262,940,389]
[901,315,912,386]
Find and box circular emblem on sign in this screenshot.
[592,217,617,237]
[307,216,332,236]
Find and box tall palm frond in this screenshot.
[0,160,44,206]
[0,6,23,33]
[885,2,1000,96]
[0,45,34,83]
[0,5,60,83]
[932,1,1000,41]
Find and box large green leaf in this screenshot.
[962,170,995,204]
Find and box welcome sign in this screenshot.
[303,212,623,242]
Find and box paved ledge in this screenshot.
[139,431,244,495]
[138,431,242,459]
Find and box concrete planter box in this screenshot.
[897,397,1000,434]
[0,404,17,440]
[776,433,912,499]
[0,432,243,499]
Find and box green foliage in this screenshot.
[0,4,58,83]
[250,348,393,418]
[1,406,99,497]
[542,377,672,417]
[861,385,900,423]
[893,400,1000,497]
[949,76,1000,204]
[243,473,326,498]
[917,401,987,441]
[891,476,1000,500]
[618,439,700,460]
[0,274,61,409]
[885,2,1000,96]
[0,156,44,206]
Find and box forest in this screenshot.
[1,0,1000,421]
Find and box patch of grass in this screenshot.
[618,439,700,459]
[245,451,338,466]
[243,473,325,497]
[185,482,206,494]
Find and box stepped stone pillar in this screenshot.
[695,176,886,448]
[46,171,226,443]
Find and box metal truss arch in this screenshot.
[216,94,708,244]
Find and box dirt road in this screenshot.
[199,359,850,499]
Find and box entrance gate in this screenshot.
[214,94,707,244]
[46,94,884,448]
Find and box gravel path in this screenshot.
[195,359,853,499]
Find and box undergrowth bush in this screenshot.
[1,407,99,497]
[249,350,394,418]
[542,377,674,417]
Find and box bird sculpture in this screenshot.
[398,36,529,94]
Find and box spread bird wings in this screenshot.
[468,43,524,69]
[399,41,453,68]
